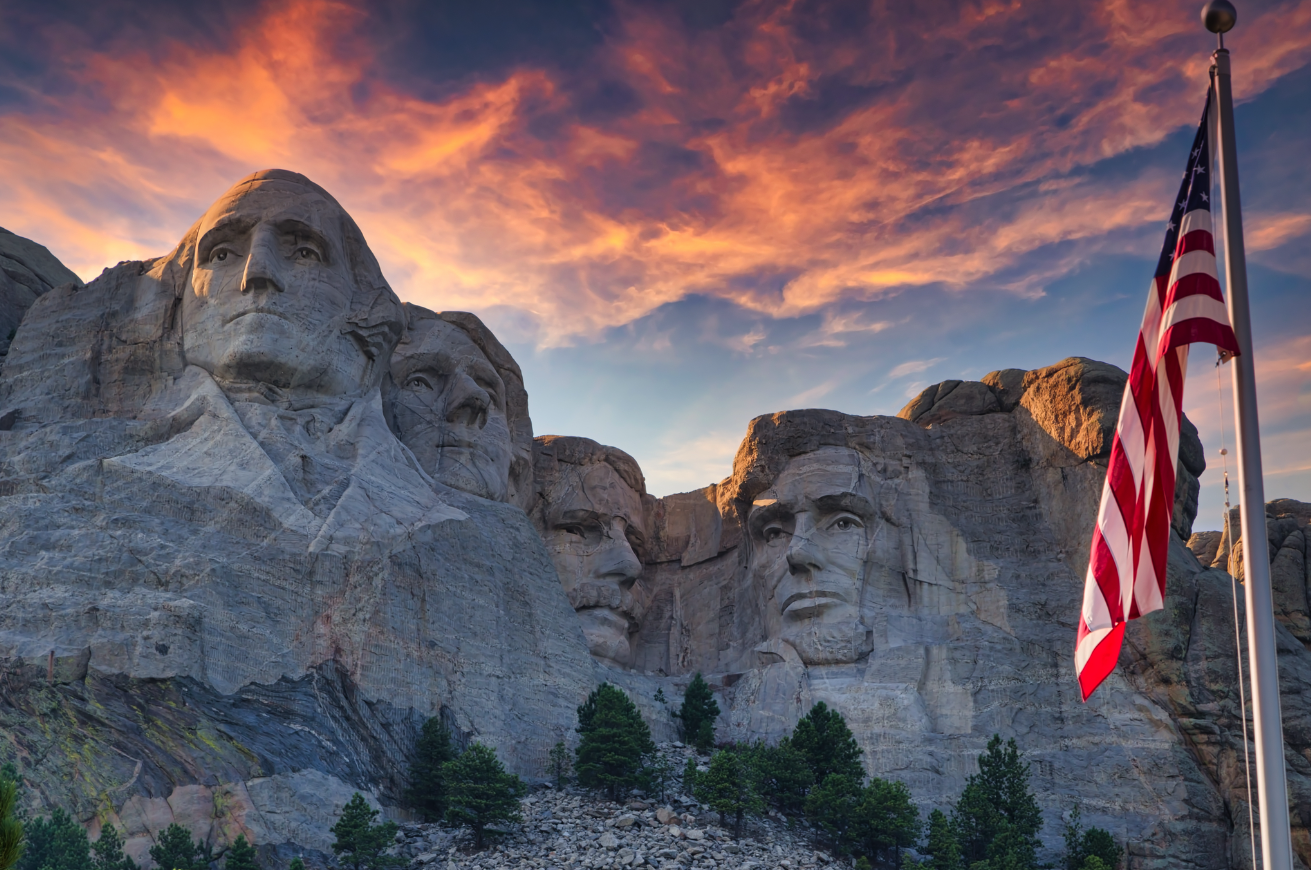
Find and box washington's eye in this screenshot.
[405,375,433,391]
[294,246,322,262]
[210,248,233,264]
[832,517,863,531]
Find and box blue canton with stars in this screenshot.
[1156,92,1212,280]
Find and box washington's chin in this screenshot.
[577,606,632,666]
[434,445,512,502]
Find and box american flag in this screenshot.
[1076,95,1241,701]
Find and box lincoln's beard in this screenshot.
[781,616,874,665]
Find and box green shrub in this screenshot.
[406,717,455,823]
[92,826,138,870]
[0,775,20,870]
[692,749,764,838]
[548,741,572,790]
[330,793,402,870]
[148,823,210,870]
[444,743,525,849]
[575,684,655,800]
[223,835,258,870]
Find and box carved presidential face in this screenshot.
[390,318,513,502]
[183,181,370,400]
[540,463,646,667]
[748,447,876,665]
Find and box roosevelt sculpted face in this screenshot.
[541,463,646,666]
[391,319,513,501]
[183,181,370,401]
[748,447,876,665]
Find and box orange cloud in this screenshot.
[0,0,1308,347]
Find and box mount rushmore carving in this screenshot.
[0,171,1309,870]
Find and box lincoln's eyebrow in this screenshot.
[196,214,257,262]
[814,492,875,517]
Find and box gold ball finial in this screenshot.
[1202,0,1237,33]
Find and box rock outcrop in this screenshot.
[0,174,598,866]
[0,227,82,357]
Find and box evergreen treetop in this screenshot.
[847,778,920,869]
[0,777,20,870]
[923,808,962,870]
[575,683,655,800]
[692,749,764,838]
[443,743,525,849]
[287,858,305,870]
[790,702,864,785]
[746,739,813,817]
[330,793,402,870]
[148,823,210,870]
[953,735,1042,870]
[406,717,456,823]
[1062,807,1119,870]
[92,826,139,870]
[676,674,720,750]
[223,836,258,870]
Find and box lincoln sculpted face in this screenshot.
[747,447,876,665]
[183,178,374,402]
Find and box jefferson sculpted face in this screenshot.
[183,178,373,401]
[390,318,513,502]
[540,462,646,666]
[748,446,876,665]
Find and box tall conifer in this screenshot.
[574,683,655,800]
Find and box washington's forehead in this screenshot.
[201,184,337,232]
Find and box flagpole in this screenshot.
[1203,3,1294,868]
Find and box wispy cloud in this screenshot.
[888,358,946,380]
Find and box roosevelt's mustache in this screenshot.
[567,580,646,624]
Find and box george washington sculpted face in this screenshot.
[182,178,378,402]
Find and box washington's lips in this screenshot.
[225,306,289,325]
[780,587,850,615]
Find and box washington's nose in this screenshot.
[786,519,824,576]
[241,233,285,294]
[443,373,491,429]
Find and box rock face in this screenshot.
[0,227,82,357]
[630,359,1305,870]
[0,173,598,866]
[1,184,1307,870]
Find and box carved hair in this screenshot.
[531,435,646,499]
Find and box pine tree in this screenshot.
[287,858,305,870]
[148,823,210,870]
[92,826,139,870]
[223,836,257,870]
[444,743,524,849]
[574,684,655,800]
[682,757,700,796]
[406,717,455,823]
[692,749,764,839]
[330,793,402,870]
[953,735,1042,870]
[642,753,676,803]
[676,674,720,750]
[923,809,962,870]
[0,776,21,870]
[804,774,861,854]
[790,702,864,785]
[848,779,921,869]
[748,739,813,817]
[1063,807,1118,870]
[20,808,91,870]
[548,741,572,790]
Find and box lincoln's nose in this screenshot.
[241,232,285,294]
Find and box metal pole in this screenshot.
[1209,13,1295,869]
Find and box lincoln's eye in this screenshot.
[833,517,860,531]
[295,246,322,262]
[211,248,232,263]
[406,375,433,391]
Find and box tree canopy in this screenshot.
[575,683,655,800]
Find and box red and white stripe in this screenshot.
[1076,196,1239,700]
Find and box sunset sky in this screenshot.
[0,0,1308,528]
